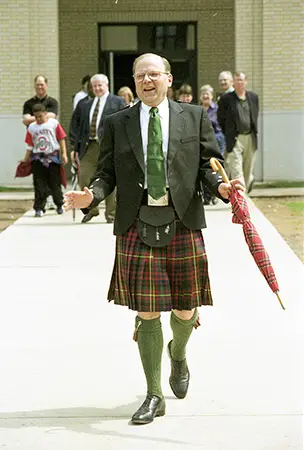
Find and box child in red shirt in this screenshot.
[23,104,68,217]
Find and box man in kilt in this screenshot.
[64,53,244,425]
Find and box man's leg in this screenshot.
[32,161,48,215]
[168,308,199,399]
[242,134,257,192]
[131,311,165,424]
[47,163,63,211]
[105,188,116,223]
[79,142,99,221]
[225,137,245,187]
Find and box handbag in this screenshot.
[136,205,176,248]
[15,160,32,177]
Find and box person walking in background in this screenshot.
[22,74,59,210]
[23,75,58,126]
[177,83,193,103]
[22,104,68,217]
[69,74,125,223]
[200,85,225,155]
[218,71,259,192]
[117,86,134,106]
[200,84,226,205]
[218,71,234,98]
[167,86,175,100]
[73,74,91,110]
[64,53,244,425]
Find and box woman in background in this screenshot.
[200,84,225,155]
[200,85,225,205]
[118,86,135,106]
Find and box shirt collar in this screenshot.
[141,97,169,118]
[96,91,109,104]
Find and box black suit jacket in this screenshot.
[69,93,125,159]
[217,91,259,153]
[85,100,226,235]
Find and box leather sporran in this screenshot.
[136,205,176,248]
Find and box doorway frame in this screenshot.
[98,21,198,100]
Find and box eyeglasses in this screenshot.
[133,71,170,83]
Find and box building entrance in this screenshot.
[99,23,197,102]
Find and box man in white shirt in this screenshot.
[64,53,244,424]
[218,71,234,97]
[72,75,91,110]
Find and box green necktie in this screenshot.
[147,107,167,200]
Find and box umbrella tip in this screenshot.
[275,291,285,310]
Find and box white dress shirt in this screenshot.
[73,90,88,110]
[140,98,169,188]
[89,92,109,138]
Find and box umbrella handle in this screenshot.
[210,158,230,184]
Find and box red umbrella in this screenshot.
[210,157,285,310]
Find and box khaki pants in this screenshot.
[224,133,257,191]
[80,140,116,220]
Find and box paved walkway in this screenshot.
[1,186,304,200]
[0,198,303,450]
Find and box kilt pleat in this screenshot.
[107,222,213,312]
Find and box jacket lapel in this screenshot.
[246,92,257,129]
[101,93,112,118]
[124,102,145,174]
[85,98,94,129]
[167,100,186,167]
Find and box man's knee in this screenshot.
[172,309,196,321]
[138,312,161,320]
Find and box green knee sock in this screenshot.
[135,316,163,398]
[170,309,199,361]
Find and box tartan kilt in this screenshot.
[107,220,213,312]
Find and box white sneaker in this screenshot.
[34,210,44,217]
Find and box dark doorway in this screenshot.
[114,53,139,97]
[99,22,197,101]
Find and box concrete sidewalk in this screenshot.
[0,185,303,200]
[0,200,303,450]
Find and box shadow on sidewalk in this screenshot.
[0,398,196,446]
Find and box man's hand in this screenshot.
[218,179,245,199]
[64,187,93,211]
[61,154,68,165]
[70,151,76,163]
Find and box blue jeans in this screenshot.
[215,132,226,155]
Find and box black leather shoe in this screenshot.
[167,340,190,399]
[106,216,114,224]
[247,177,255,194]
[131,394,165,425]
[81,209,99,224]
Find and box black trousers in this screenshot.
[32,161,63,211]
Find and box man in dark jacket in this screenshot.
[218,72,259,192]
[69,74,125,223]
[64,53,243,425]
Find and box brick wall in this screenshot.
[58,0,235,132]
[235,0,304,111]
[262,0,304,111]
[0,0,59,116]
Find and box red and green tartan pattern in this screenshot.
[230,187,279,293]
[107,222,213,312]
